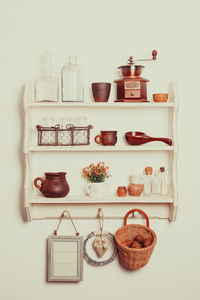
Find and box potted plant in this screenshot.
[82,162,111,197]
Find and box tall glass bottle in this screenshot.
[160,167,168,196]
[35,51,58,102]
[143,167,152,196]
[152,169,161,196]
[61,56,84,102]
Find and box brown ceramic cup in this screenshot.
[91,82,111,102]
[95,131,117,146]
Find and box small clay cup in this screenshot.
[153,93,168,102]
[91,82,111,102]
[95,131,117,146]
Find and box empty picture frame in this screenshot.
[48,235,83,282]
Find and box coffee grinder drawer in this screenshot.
[125,89,141,98]
[124,81,141,99]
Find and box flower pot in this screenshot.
[86,182,109,197]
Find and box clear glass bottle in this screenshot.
[152,169,161,196]
[143,167,152,196]
[160,167,168,196]
[61,56,84,102]
[35,51,58,102]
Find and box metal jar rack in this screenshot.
[36,124,93,146]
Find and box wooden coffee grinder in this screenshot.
[114,50,157,102]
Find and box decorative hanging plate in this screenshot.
[83,231,117,266]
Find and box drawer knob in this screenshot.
[131,92,135,96]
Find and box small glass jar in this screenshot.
[128,176,144,196]
[152,169,161,196]
[143,167,152,196]
[160,167,168,196]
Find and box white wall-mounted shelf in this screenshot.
[30,195,173,204]
[23,81,179,222]
[28,102,174,108]
[27,145,174,152]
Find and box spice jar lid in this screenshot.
[145,167,153,174]
[160,167,165,172]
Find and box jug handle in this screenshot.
[86,183,92,196]
[34,177,44,190]
[94,135,102,144]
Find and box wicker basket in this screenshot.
[115,209,157,270]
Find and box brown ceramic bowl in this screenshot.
[153,93,168,102]
[118,65,144,77]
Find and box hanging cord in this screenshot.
[97,208,104,241]
[54,210,80,236]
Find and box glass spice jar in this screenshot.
[143,167,153,196]
[152,169,161,196]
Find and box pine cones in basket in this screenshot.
[122,235,152,249]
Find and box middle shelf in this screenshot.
[27,145,174,152]
[30,195,173,204]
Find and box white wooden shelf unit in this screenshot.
[23,81,179,222]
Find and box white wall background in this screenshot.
[1,0,200,299]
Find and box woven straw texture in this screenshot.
[115,224,157,270]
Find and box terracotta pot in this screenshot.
[91,82,111,102]
[95,131,117,146]
[34,172,70,198]
[117,186,127,197]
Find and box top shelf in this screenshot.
[28,102,174,108]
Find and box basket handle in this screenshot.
[124,209,149,227]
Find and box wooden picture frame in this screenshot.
[48,235,83,282]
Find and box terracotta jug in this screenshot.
[34,172,70,198]
[128,175,144,196]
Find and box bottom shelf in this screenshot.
[25,195,177,222]
[30,194,173,204]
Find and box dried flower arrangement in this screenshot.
[82,162,111,183]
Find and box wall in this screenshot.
[1,0,200,299]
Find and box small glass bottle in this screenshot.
[160,167,168,196]
[143,167,152,196]
[35,51,58,102]
[152,169,161,196]
[61,56,84,102]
